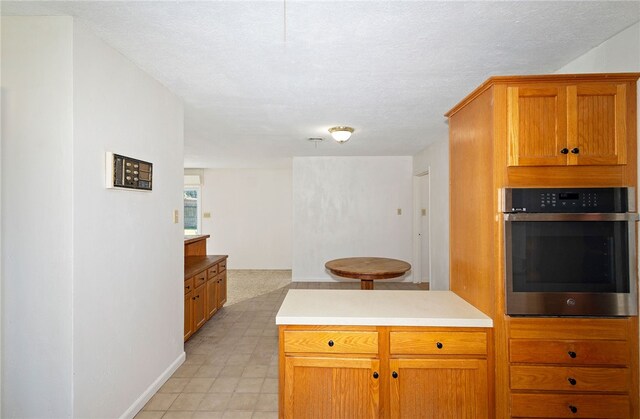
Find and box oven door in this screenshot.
[504,213,638,316]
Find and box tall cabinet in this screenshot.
[446,73,639,418]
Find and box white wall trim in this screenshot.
[119,352,185,419]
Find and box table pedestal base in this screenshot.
[361,280,374,290]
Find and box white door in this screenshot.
[418,174,430,283]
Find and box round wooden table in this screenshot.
[325,257,412,290]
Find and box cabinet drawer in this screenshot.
[219,259,227,271]
[194,271,207,288]
[390,331,487,355]
[510,340,629,365]
[207,265,218,278]
[184,277,194,295]
[511,393,629,418]
[510,365,630,392]
[283,331,378,354]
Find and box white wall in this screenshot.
[72,23,184,418]
[413,140,449,290]
[202,168,292,269]
[292,157,413,281]
[556,22,639,73]
[1,17,74,417]
[2,17,184,418]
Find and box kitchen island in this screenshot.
[276,290,493,419]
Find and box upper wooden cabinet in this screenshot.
[507,81,627,167]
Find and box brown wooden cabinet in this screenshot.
[283,356,380,419]
[446,73,639,418]
[184,254,228,341]
[507,81,628,167]
[279,326,490,419]
[508,317,633,419]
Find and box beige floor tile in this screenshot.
[226,393,259,411]
[162,412,194,419]
[169,393,206,411]
[219,365,245,377]
[222,411,253,419]
[160,378,190,393]
[226,353,251,366]
[172,364,201,378]
[254,394,278,412]
[144,393,179,411]
[195,365,224,378]
[241,365,268,378]
[135,411,164,419]
[184,378,215,393]
[251,412,278,419]
[198,393,232,411]
[209,377,240,393]
[192,412,224,419]
[260,378,278,394]
[235,378,264,393]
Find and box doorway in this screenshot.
[413,171,430,284]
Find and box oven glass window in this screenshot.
[510,221,629,293]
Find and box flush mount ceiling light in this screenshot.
[328,126,354,143]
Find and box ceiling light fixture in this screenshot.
[328,126,354,143]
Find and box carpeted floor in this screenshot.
[225,270,292,306]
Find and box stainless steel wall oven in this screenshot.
[502,187,638,316]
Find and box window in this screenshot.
[184,186,201,235]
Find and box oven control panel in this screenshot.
[503,188,629,213]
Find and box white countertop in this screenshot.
[275,290,493,327]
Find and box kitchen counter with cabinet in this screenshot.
[276,290,493,418]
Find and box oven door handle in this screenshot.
[503,213,639,222]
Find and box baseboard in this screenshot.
[120,351,186,419]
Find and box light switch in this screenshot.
[203,212,211,219]
[397,208,402,215]
[173,209,179,224]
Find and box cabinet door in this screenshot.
[193,284,207,331]
[184,291,193,341]
[283,356,380,419]
[217,272,227,308]
[507,86,568,167]
[206,277,218,320]
[567,83,627,166]
[389,358,488,419]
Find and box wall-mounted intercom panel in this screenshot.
[106,152,153,191]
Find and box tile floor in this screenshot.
[137,281,428,419]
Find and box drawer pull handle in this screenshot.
[571,147,580,154]
[372,372,379,379]
[560,148,569,154]
[328,340,334,347]
[392,371,398,379]
[568,351,577,359]
[436,342,443,349]
[186,286,190,290]
[568,377,577,386]
[569,405,578,414]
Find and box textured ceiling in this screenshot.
[3,1,639,168]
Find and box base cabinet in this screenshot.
[389,359,488,419]
[283,356,380,419]
[507,317,634,418]
[184,255,228,341]
[280,326,491,419]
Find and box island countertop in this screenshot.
[275,289,493,327]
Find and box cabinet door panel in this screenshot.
[508,86,567,167]
[568,83,627,165]
[390,358,488,419]
[184,291,193,342]
[217,271,227,307]
[206,277,218,320]
[193,284,207,331]
[283,356,379,419]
